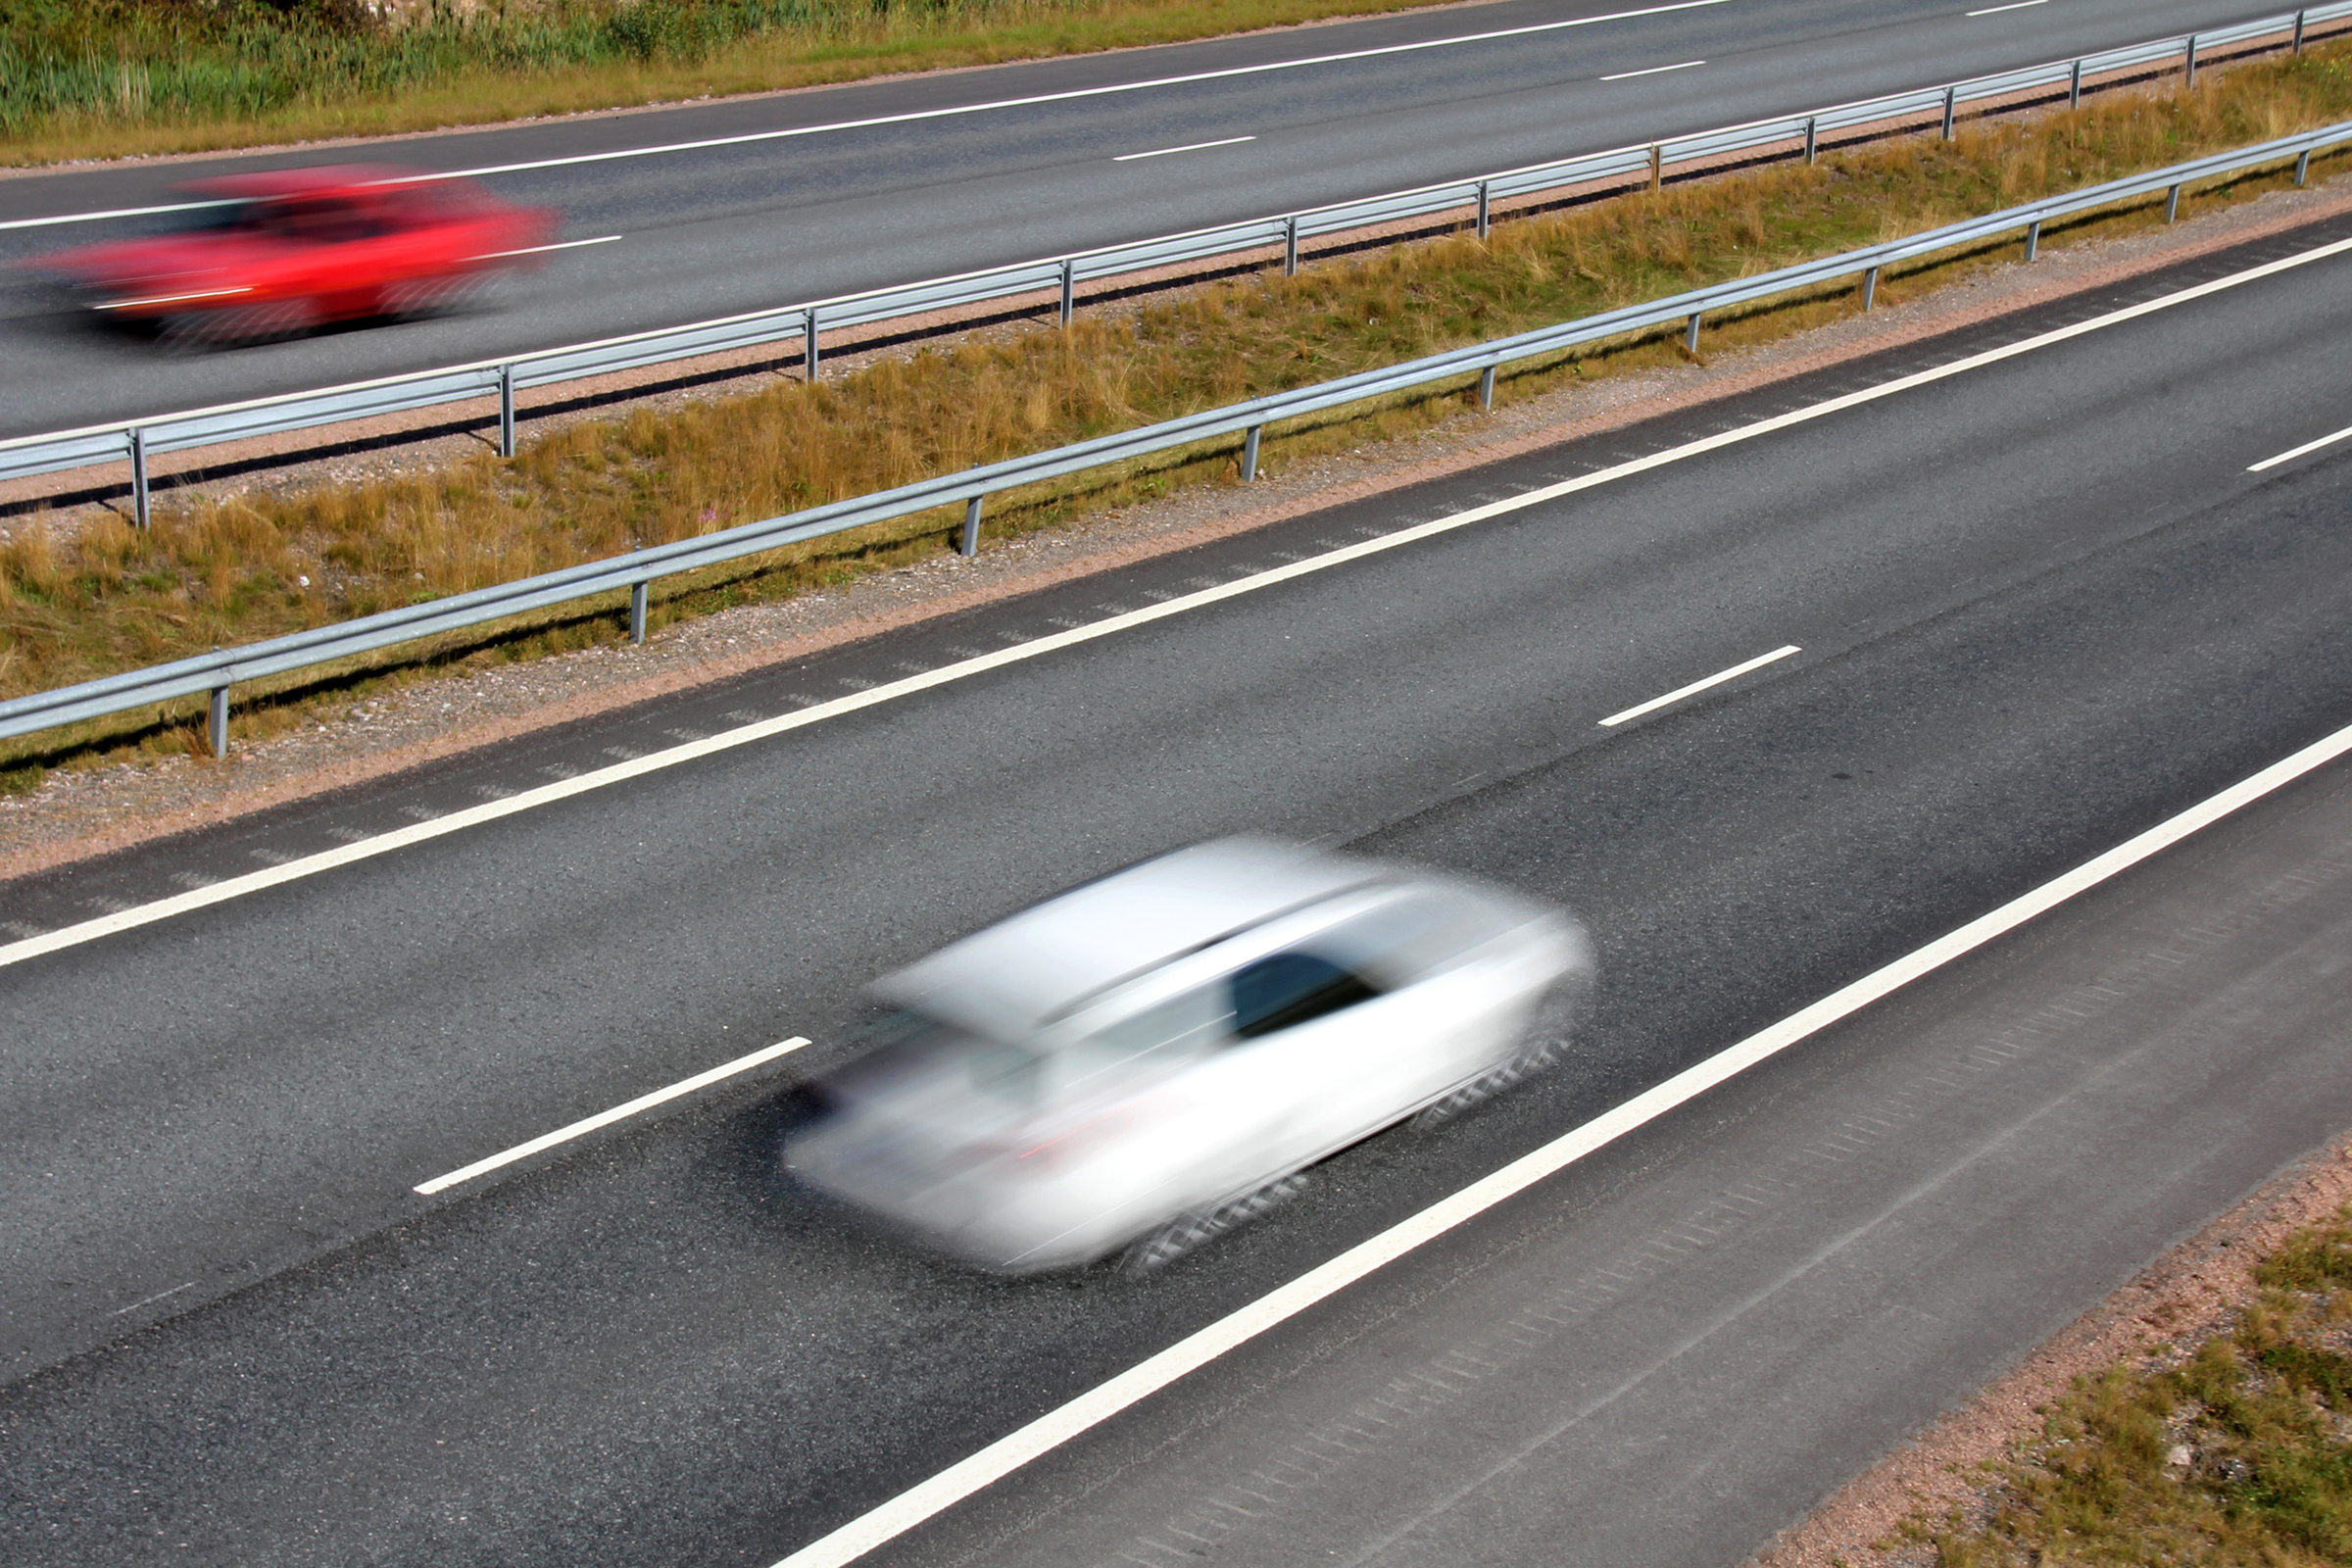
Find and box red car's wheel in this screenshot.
[383,270,488,320]
[159,296,320,350]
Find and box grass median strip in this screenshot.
[7,38,2352,787]
[11,229,2345,964]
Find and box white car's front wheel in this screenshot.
[1410,978,1587,1132]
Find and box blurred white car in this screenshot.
[783,839,1592,1274]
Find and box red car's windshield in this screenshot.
[167,181,474,244]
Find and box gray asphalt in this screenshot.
[2,212,2350,1563]
[0,0,2292,437]
[899,738,2352,1568]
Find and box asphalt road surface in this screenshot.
[0,0,2297,438]
[4,200,2351,1564]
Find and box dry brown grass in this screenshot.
[9,40,2352,783]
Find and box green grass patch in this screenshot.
[8,40,2352,786]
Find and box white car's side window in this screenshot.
[1229,952,1381,1039]
[1077,943,1386,1072]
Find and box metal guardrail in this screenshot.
[8,118,2351,757]
[4,3,2348,522]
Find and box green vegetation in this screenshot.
[5,39,2352,781]
[0,0,1446,163]
[1925,1206,2352,1566]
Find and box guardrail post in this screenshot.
[2165,182,2182,222]
[2024,218,2041,262]
[1475,180,1491,239]
[1941,86,1956,140]
[1242,424,1262,482]
[803,308,820,380]
[207,670,228,760]
[1648,144,1662,191]
[1803,118,1818,166]
[2069,60,2082,109]
[1478,365,1496,412]
[2185,34,2199,89]
[128,426,150,529]
[1284,216,1299,276]
[629,580,649,645]
[960,495,983,557]
[2296,147,2314,186]
[1684,312,1703,354]
[497,363,515,458]
[1059,260,1076,326]
[2294,10,2307,53]
[1861,266,1881,312]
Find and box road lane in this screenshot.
[0,0,2294,437]
[771,716,2352,1568]
[874,754,2352,1568]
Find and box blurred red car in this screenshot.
[29,164,558,348]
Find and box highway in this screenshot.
[3,202,2351,1563]
[0,0,2302,440]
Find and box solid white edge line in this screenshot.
[412,1036,810,1195]
[1598,644,1800,726]
[1111,135,1257,162]
[767,716,2352,1568]
[1966,0,2048,17]
[2248,418,2352,470]
[0,199,220,233]
[1600,59,1708,80]
[0,0,1740,221]
[10,230,2351,975]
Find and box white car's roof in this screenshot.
[870,839,1384,1042]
